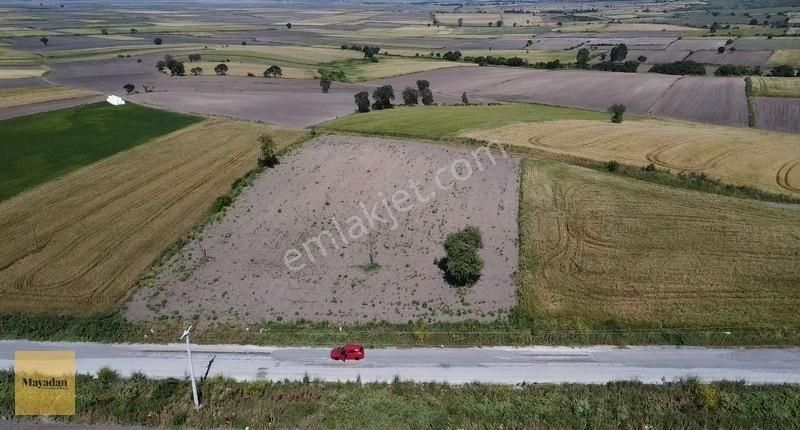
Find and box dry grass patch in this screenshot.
[0,66,48,79]
[751,77,800,98]
[464,119,800,198]
[0,119,304,315]
[519,159,800,327]
[0,86,96,109]
[345,58,474,81]
[766,49,800,67]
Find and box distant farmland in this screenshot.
[464,119,800,198]
[648,76,748,127]
[0,103,200,201]
[518,159,800,327]
[0,119,304,315]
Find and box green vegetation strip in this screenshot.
[318,103,608,139]
[0,102,200,201]
[1,370,798,428]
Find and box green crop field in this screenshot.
[0,102,200,201]
[318,104,608,138]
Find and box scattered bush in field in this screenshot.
[286,22,292,29]
[715,64,760,76]
[188,53,202,62]
[717,46,725,53]
[576,48,590,67]
[209,195,233,214]
[461,92,469,104]
[442,50,462,61]
[608,103,626,123]
[214,63,228,76]
[130,28,138,34]
[320,77,332,93]
[605,160,620,172]
[769,64,796,77]
[416,80,430,91]
[258,134,279,169]
[371,85,395,110]
[637,55,647,63]
[156,55,184,76]
[247,72,254,77]
[402,87,419,106]
[153,37,162,45]
[122,84,135,94]
[609,43,628,62]
[592,61,638,73]
[101,28,108,35]
[354,91,370,113]
[440,226,483,286]
[649,60,705,76]
[39,37,49,46]
[263,65,282,78]
[190,67,203,76]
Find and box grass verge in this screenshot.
[1,371,799,428]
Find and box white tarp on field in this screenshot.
[106,95,125,106]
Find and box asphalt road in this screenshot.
[1,341,799,384]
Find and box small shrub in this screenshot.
[210,195,233,214]
[440,227,483,287]
[608,103,626,123]
[258,134,279,168]
[605,160,620,172]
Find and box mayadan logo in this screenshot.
[21,377,69,389]
[15,351,76,415]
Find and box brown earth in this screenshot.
[649,76,748,127]
[756,97,800,134]
[125,135,520,324]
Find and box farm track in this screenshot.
[0,119,303,315]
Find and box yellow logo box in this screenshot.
[15,351,76,416]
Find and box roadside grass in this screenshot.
[0,102,199,201]
[318,103,608,139]
[2,370,799,428]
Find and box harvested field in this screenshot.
[0,119,304,315]
[0,102,200,201]
[434,13,503,27]
[183,62,314,79]
[751,77,800,98]
[649,77,748,127]
[686,50,773,67]
[626,49,690,64]
[126,135,520,324]
[463,119,800,198]
[756,97,800,134]
[667,38,727,51]
[0,66,48,79]
[735,37,800,51]
[342,58,474,81]
[0,85,96,109]
[766,49,800,67]
[201,45,364,65]
[518,159,800,327]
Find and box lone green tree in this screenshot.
[609,43,628,62]
[440,226,483,286]
[39,37,49,46]
[190,66,203,76]
[576,48,590,67]
[214,63,228,76]
[153,37,163,45]
[416,80,434,105]
[123,83,135,93]
[608,103,626,123]
[320,77,332,93]
[354,91,371,113]
[264,65,283,77]
[371,85,395,110]
[402,87,418,106]
[258,134,279,168]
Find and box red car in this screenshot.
[330,344,365,361]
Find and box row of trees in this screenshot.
[649,60,706,76]
[353,81,435,113]
[339,44,381,58]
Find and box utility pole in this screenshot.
[180,325,200,409]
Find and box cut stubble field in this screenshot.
[518,159,800,327]
[0,85,96,109]
[0,118,304,315]
[464,119,800,198]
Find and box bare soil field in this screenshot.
[667,38,727,51]
[756,97,800,134]
[686,50,773,67]
[369,67,679,115]
[0,119,303,315]
[649,77,748,127]
[464,119,800,198]
[627,49,690,64]
[519,159,800,327]
[126,135,520,324]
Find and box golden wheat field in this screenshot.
[464,119,800,198]
[751,76,800,98]
[0,86,97,109]
[0,119,304,315]
[519,159,800,327]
